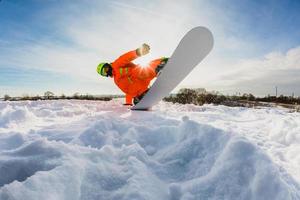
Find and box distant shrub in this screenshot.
[4,94,11,101]
[44,91,55,99]
[176,88,198,104]
[164,88,227,105]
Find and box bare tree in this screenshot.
[4,94,10,101]
[44,91,55,99]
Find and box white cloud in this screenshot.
[212,46,300,96]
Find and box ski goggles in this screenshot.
[101,64,110,77]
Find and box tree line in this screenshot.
[2,91,115,101]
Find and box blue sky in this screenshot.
[215,0,300,53]
[1,0,300,97]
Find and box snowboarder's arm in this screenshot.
[112,50,139,69]
[112,44,150,69]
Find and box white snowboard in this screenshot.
[131,26,214,110]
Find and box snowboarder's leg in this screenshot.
[133,58,169,105]
[149,57,169,75]
[148,58,162,70]
[124,94,133,105]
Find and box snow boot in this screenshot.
[155,57,169,75]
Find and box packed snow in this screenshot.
[0,99,299,200]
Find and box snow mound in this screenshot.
[0,139,61,188]
[0,105,36,128]
[0,100,299,200]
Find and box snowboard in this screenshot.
[131,26,214,110]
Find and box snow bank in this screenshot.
[0,100,299,200]
[158,101,300,183]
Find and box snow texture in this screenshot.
[0,99,299,200]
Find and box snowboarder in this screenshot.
[97,43,168,105]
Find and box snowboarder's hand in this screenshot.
[136,43,150,56]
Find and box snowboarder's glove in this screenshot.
[136,43,150,56]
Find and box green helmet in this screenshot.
[97,62,110,77]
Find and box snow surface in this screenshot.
[0,99,299,200]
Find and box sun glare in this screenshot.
[135,56,152,68]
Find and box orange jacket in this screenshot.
[111,50,162,104]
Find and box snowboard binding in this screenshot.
[133,89,149,105]
[155,57,169,75]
